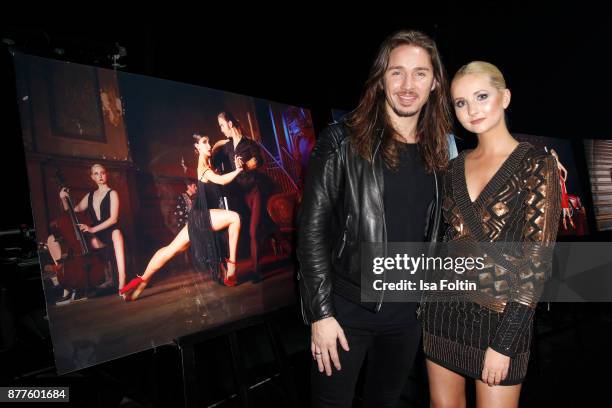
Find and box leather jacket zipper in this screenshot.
[336,214,351,259]
[337,231,347,259]
[372,135,386,312]
[296,271,310,325]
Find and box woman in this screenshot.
[121,134,243,301]
[421,61,562,407]
[59,164,127,294]
[549,148,574,230]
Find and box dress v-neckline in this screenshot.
[456,142,531,206]
[92,189,111,222]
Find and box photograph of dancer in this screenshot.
[58,164,127,299]
[120,134,244,301]
[549,148,574,231]
[212,111,266,282]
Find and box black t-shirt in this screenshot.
[334,141,435,330]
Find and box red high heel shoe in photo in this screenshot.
[120,276,149,301]
[223,258,238,287]
[119,276,143,295]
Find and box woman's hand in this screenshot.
[59,187,69,199]
[234,156,244,171]
[481,347,510,386]
[78,224,92,233]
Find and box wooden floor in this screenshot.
[46,256,296,374]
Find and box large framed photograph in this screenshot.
[13,52,315,374]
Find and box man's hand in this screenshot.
[311,316,350,376]
[244,157,258,171]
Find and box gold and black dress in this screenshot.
[421,142,562,385]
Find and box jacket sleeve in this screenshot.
[296,125,344,324]
[490,153,562,357]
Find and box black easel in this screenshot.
[175,306,300,408]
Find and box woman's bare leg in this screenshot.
[111,229,126,289]
[141,225,191,282]
[426,358,466,408]
[209,209,241,277]
[126,226,191,301]
[475,379,521,408]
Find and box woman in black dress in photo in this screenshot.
[120,134,244,301]
[59,164,127,294]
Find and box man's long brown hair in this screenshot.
[346,30,452,173]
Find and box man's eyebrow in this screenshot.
[386,66,431,71]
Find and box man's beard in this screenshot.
[391,104,419,118]
[387,94,420,117]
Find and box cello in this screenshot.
[47,167,108,297]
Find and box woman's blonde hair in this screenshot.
[90,163,106,174]
[453,61,506,90]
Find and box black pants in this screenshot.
[310,324,421,408]
[244,186,261,275]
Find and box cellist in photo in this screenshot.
[59,164,127,296]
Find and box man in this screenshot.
[297,30,453,407]
[213,111,265,282]
[173,178,197,232]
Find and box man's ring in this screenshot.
[315,352,322,355]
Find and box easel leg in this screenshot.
[265,320,300,408]
[228,331,250,408]
[179,343,199,408]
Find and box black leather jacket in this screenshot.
[296,122,444,324]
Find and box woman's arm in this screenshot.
[202,166,242,186]
[489,153,562,358]
[73,193,89,213]
[200,155,243,185]
[60,188,88,212]
[211,139,230,156]
[481,153,562,386]
[558,161,568,182]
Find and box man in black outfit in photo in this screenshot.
[213,110,266,283]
